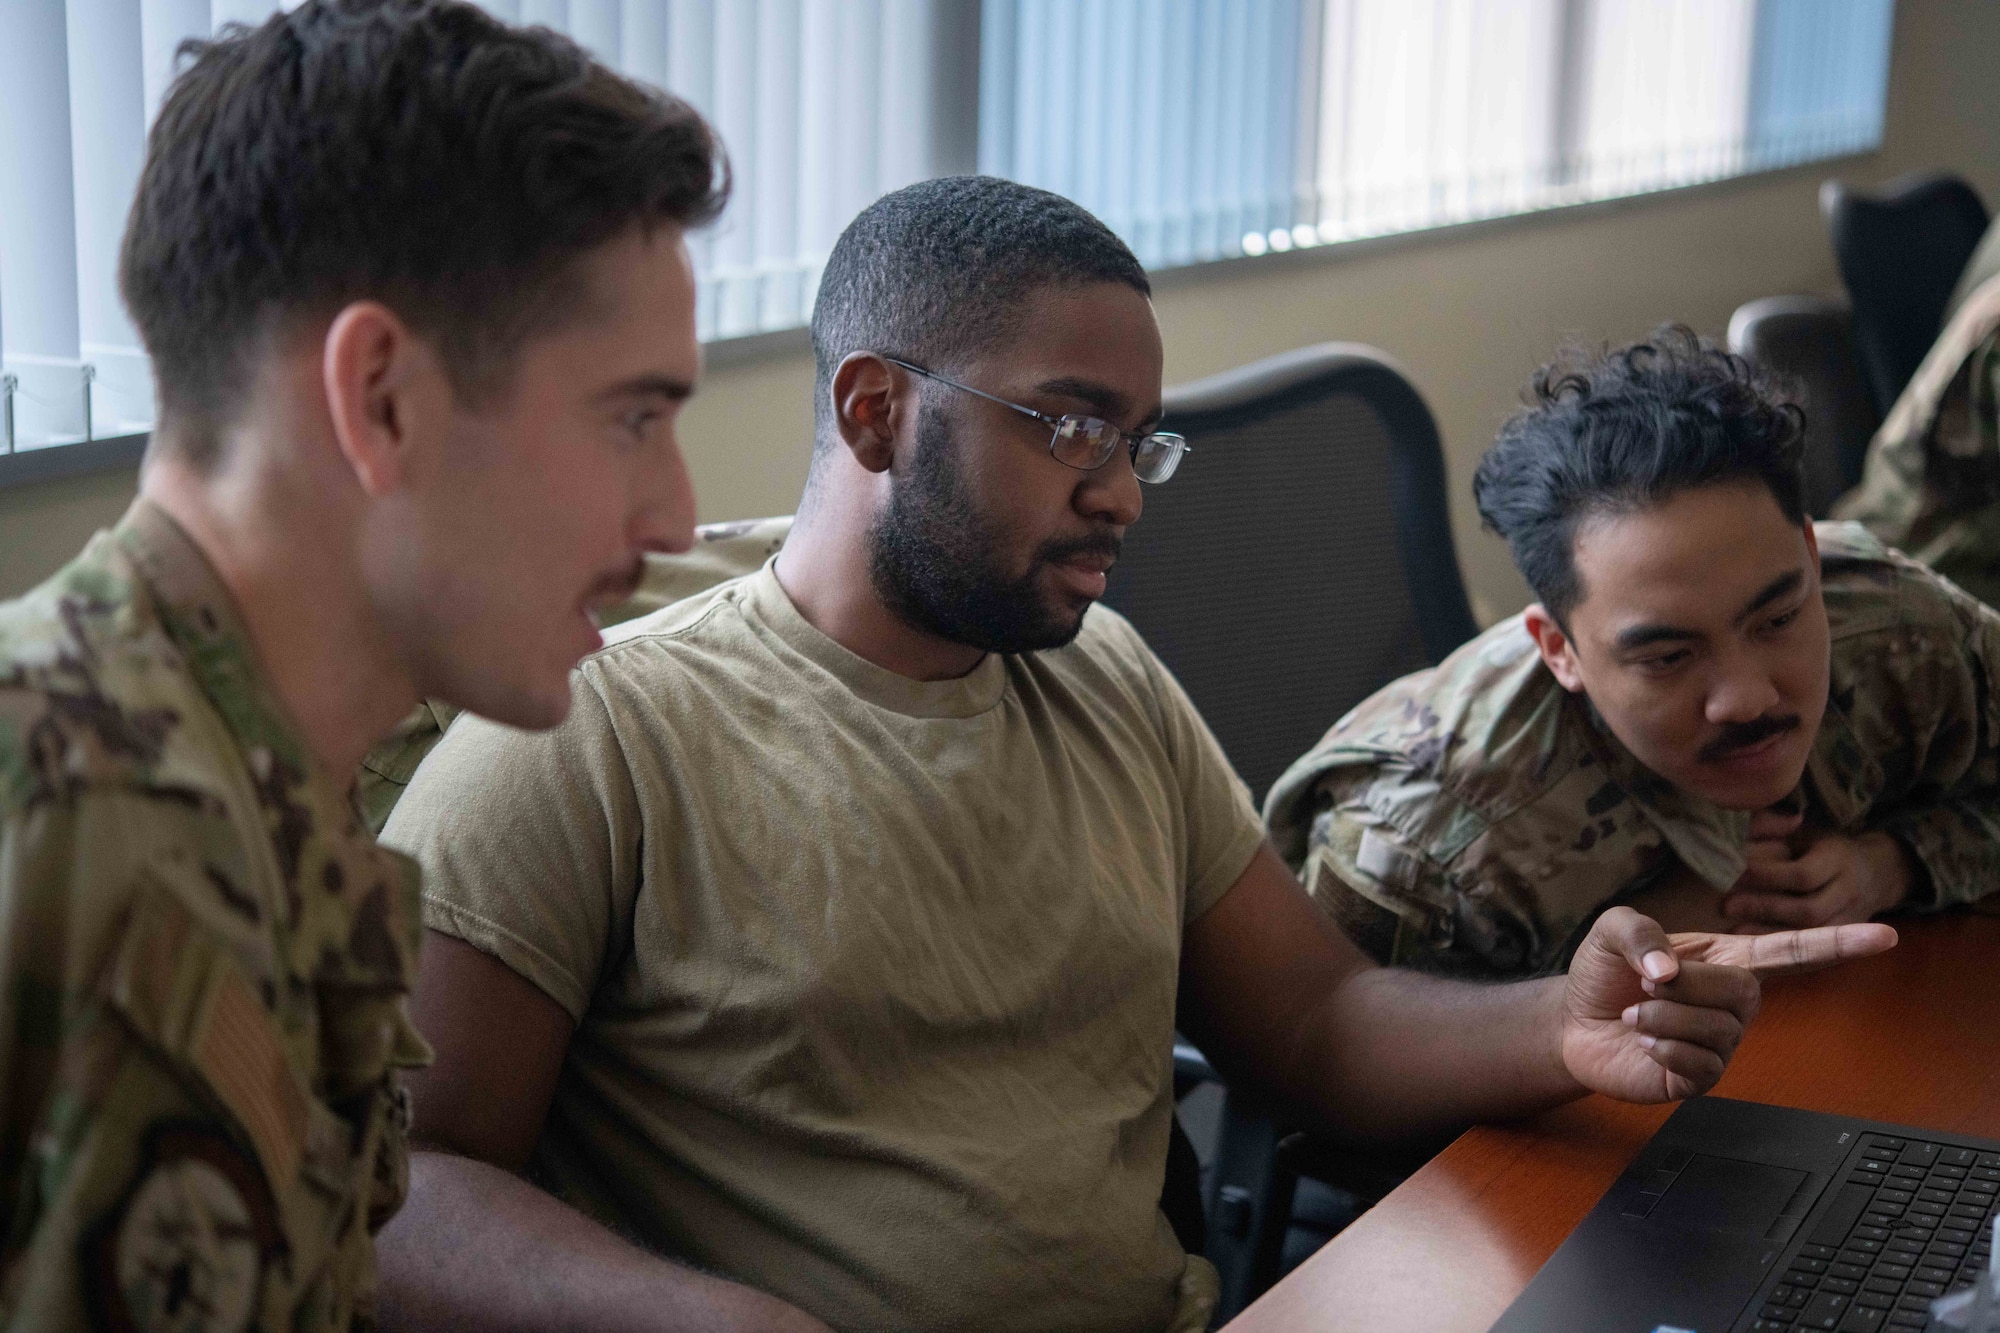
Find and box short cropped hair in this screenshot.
[121,0,727,467]
[808,175,1150,445]
[1473,324,1809,626]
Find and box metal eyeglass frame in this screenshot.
[882,356,1191,483]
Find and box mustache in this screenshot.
[1698,713,1802,763]
[587,557,648,609]
[1034,531,1124,569]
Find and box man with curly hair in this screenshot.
[1269,325,2000,978]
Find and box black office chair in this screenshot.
[1105,343,1479,1322]
[1726,294,1880,514]
[1822,170,1990,418]
[1103,342,1477,808]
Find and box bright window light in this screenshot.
[0,0,1899,455]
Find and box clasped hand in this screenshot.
[1720,809,1915,930]
[1560,905,1898,1104]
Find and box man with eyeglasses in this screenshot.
[376,177,1892,1333]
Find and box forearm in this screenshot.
[1880,802,1993,909]
[1281,968,1584,1145]
[377,1150,829,1333]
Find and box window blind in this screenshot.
[980,0,1895,265]
[0,0,1897,456]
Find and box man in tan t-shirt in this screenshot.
[377,177,1896,1333]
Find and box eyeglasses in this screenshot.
[883,357,1191,484]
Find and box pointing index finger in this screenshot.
[1717,922,1899,977]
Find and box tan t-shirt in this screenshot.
[384,563,1266,1333]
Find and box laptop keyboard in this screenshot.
[1746,1134,1999,1332]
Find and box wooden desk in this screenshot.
[1226,913,2000,1333]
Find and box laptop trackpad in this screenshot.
[1649,1154,1808,1236]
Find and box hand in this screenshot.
[1722,827,1915,930]
[1745,805,1805,852]
[1559,906,1898,1104]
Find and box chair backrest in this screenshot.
[1822,170,1991,417]
[1101,343,1477,805]
[1726,294,1880,514]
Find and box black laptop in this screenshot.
[1488,1096,2000,1333]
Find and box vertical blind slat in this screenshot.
[0,0,85,448]
[0,0,1905,453]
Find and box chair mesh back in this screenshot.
[1729,298,1880,512]
[1103,391,1429,805]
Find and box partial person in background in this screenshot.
[1270,327,2000,978]
[380,181,1891,1333]
[1835,216,2000,604]
[0,1,724,1327]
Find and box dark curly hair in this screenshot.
[1473,324,1808,626]
[122,0,728,468]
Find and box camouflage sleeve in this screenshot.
[1,803,393,1330]
[1884,805,2000,911]
[1299,800,1432,965]
[1298,776,1557,977]
[1872,598,2000,912]
[1835,279,2000,606]
[1296,788,1592,976]
[1877,786,2000,912]
[1,805,259,1327]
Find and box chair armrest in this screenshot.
[1173,1041,1218,1091]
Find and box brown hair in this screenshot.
[120,0,727,466]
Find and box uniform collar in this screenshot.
[116,498,313,780]
[1582,705,1751,890]
[114,499,422,1000]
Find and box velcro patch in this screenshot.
[105,877,308,1194]
[1356,827,1422,889]
[86,1121,281,1333]
[194,970,307,1191]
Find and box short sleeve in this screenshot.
[1131,641,1268,926]
[383,680,640,1022]
[1299,797,1436,964]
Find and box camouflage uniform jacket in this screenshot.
[357,515,793,833]
[1264,522,2000,978]
[1946,217,2000,325]
[0,501,429,1330]
[1834,273,2000,607]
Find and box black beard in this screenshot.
[867,402,1119,655]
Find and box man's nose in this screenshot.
[633,431,698,555]
[1077,444,1143,528]
[1705,652,1782,724]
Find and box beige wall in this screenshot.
[5,0,1997,615]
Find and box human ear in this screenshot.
[1524,604,1588,693]
[322,301,446,497]
[830,352,904,475]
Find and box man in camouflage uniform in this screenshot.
[0,2,725,1327]
[1269,326,2000,978]
[1833,217,2000,606]
[0,507,433,1330]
